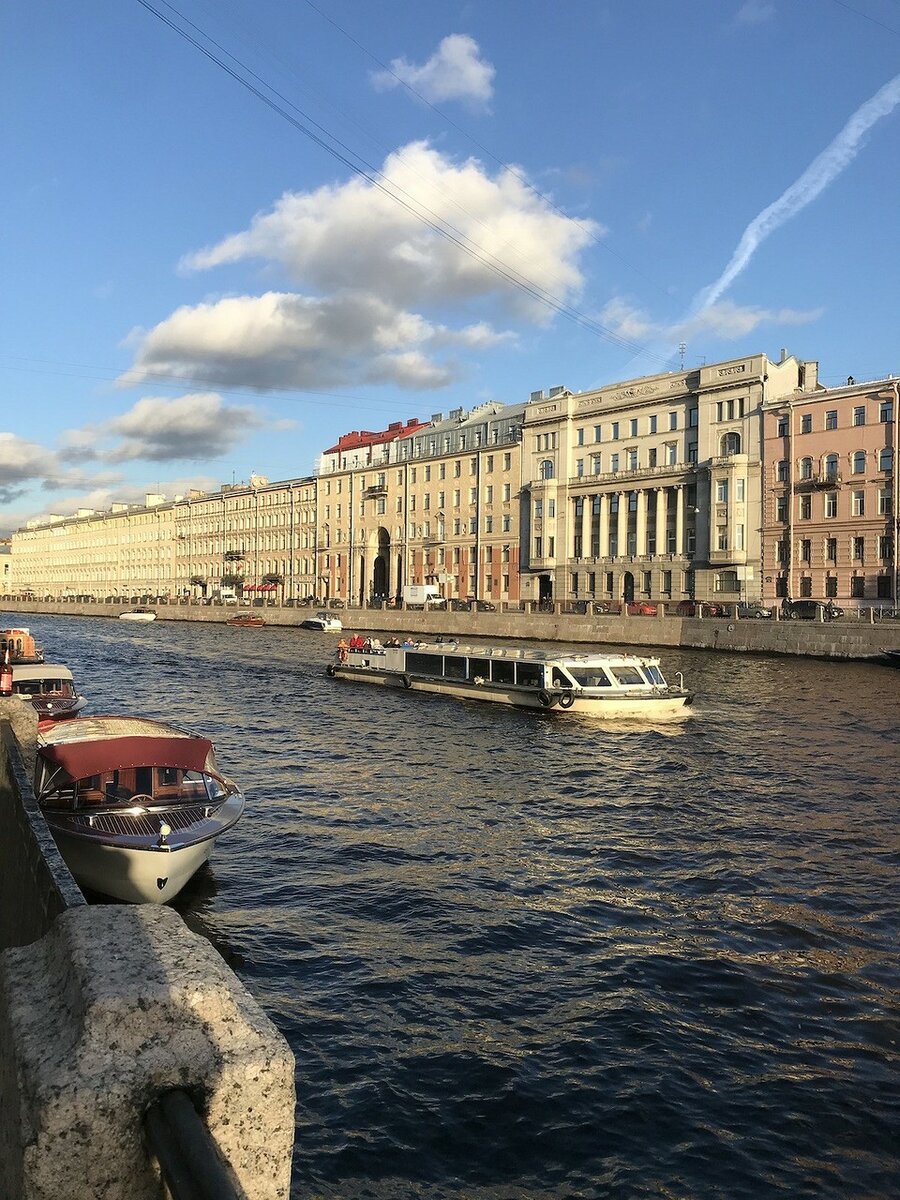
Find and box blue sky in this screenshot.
[2,0,898,535]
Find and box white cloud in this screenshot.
[180,142,595,321]
[600,296,821,344]
[104,393,261,461]
[371,35,495,108]
[735,1,776,24]
[0,433,61,503]
[119,290,513,392]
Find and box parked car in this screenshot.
[736,603,773,619]
[781,599,843,621]
[623,601,658,616]
[573,599,611,615]
[674,600,723,617]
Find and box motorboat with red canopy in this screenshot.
[35,716,245,904]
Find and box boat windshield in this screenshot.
[609,665,651,686]
[558,666,613,688]
[642,664,666,685]
[45,768,230,810]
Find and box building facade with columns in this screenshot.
[522,351,820,606]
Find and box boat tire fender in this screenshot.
[538,690,554,708]
[326,664,337,677]
[558,690,575,709]
[401,673,412,689]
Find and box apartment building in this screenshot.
[523,351,819,606]
[763,377,898,606]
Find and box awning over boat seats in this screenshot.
[38,735,214,786]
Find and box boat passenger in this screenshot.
[337,638,349,663]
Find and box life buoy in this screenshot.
[401,674,412,689]
[326,664,336,677]
[538,690,554,708]
[558,690,575,709]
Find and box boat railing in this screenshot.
[143,1088,243,1200]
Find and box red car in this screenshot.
[623,601,658,616]
[674,600,722,617]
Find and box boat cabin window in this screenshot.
[551,667,575,689]
[515,662,544,689]
[643,664,665,685]
[443,655,468,680]
[468,658,492,682]
[565,667,613,688]
[610,665,647,686]
[406,652,443,676]
[491,659,515,685]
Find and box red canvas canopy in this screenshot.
[39,734,214,784]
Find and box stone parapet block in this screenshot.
[0,904,295,1200]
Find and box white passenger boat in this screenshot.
[11,663,87,718]
[35,716,245,904]
[327,640,692,719]
[301,610,343,632]
[119,607,157,622]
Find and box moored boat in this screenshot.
[301,611,343,632]
[327,640,692,719]
[11,663,87,718]
[227,613,266,627]
[1,627,45,663]
[119,607,157,622]
[34,715,245,904]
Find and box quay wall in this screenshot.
[0,709,296,1199]
[3,599,899,660]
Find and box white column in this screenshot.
[599,493,610,557]
[616,492,628,558]
[675,485,685,556]
[655,488,667,557]
[580,496,591,558]
[636,489,648,557]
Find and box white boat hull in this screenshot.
[332,664,689,719]
[50,832,214,904]
[119,612,157,622]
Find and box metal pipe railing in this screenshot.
[143,1089,243,1200]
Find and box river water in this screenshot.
[20,614,900,1198]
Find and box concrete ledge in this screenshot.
[0,904,296,1200]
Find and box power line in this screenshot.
[135,0,666,363]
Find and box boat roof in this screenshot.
[404,641,661,666]
[12,664,74,682]
[37,716,215,784]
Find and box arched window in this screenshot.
[878,447,892,472]
[852,450,866,474]
[721,432,742,456]
[800,457,813,480]
[539,459,555,480]
[824,453,839,481]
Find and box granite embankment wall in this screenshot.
[4,599,899,660]
[0,701,296,1200]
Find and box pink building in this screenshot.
[763,377,898,607]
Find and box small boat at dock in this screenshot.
[301,611,343,632]
[327,639,691,719]
[119,607,157,622]
[10,663,87,718]
[34,715,245,904]
[226,613,266,627]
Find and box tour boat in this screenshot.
[301,611,343,632]
[226,613,266,627]
[11,663,87,718]
[34,715,245,904]
[0,628,45,663]
[119,607,157,622]
[327,640,692,719]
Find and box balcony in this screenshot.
[569,463,696,487]
[795,472,841,491]
[224,549,245,562]
[363,484,388,499]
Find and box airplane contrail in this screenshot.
[693,70,900,315]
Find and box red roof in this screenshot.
[39,734,214,784]
[323,418,429,456]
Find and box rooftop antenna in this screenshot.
[678,342,686,370]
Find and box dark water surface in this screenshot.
[23,615,900,1198]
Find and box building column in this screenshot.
[675,485,685,556]
[636,489,648,557]
[580,496,591,559]
[655,488,667,557]
[616,492,628,559]
[598,494,610,558]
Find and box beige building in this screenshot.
[762,376,898,606]
[523,351,819,606]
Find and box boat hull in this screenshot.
[331,664,689,719]
[119,613,157,622]
[49,831,214,903]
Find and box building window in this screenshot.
[776,497,787,521]
[594,425,602,442]
[879,535,892,560]
[801,414,812,434]
[611,453,620,473]
[853,536,864,561]
[540,459,554,480]
[825,410,838,430]
[826,537,837,563]
[800,457,813,480]
[879,400,893,423]
[576,459,584,477]
[689,408,698,428]
[825,492,838,518]
[716,480,729,503]
[502,516,511,532]
[777,459,788,482]
[736,479,745,502]
[534,537,542,558]
[721,432,742,456]
[666,443,677,466]
[777,416,788,437]
[877,575,891,598]
[799,577,813,597]
[627,449,638,471]
[577,428,585,446]
[824,453,840,481]
[611,421,619,440]
[776,575,789,598]
[669,412,678,431]
[851,490,865,516]
[878,488,892,515]
[799,495,811,520]
[879,447,893,472]
[852,450,866,474]
[800,538,811,564]
[717,527,728,551]
[503,483,511,502]
[648,416,657,435]
[851,576,865,598]
[648,448,657,468]
[853,405,866,426]
[825,575,838,598]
